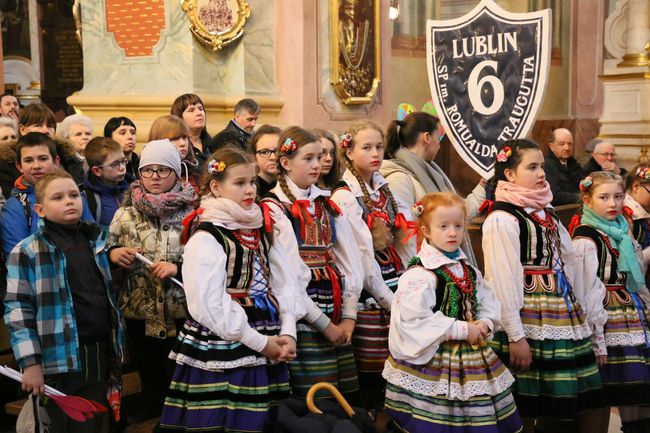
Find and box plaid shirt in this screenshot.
[3,222,123,374]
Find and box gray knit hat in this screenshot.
[139,139,182,177]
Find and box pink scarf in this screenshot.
[495,180,553,210]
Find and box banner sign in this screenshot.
[426,0,551,178]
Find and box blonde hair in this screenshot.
[339,120,399,250]
[580,171,624,199]
[35,170,75,203]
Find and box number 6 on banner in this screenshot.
[468,60,504,116]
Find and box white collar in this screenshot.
[625,194,650,220]
[273,176,331,203]
[342,169,387,198]
[417,239,468,269]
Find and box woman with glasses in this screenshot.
[381,112,485,264]
[149,115,203,191]
[314,128,341,189]
[250,124,281,198]
[108,139,197,422]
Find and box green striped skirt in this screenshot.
[289,330,359,398]
[491,332,605,420]
[385,384,522,433]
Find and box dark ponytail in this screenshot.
[385,112,439,159]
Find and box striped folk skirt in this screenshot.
[289,330,359,399]
[383,341,521,433]
[599,287,650,407]
[351,248,399,374]
[491,271,605,420]
[159,362,290,432]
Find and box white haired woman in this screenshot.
[57,113,94,183]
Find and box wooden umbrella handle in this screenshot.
[305,382,355,418]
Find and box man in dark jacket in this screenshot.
[213,98,260,150]
[582,141,627,177]
[544,128,585,206]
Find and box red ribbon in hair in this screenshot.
[325,198,342,216]
[567,213,582,236]
[367,211,389,228]
[478,199,495,215]
[180,207,203,244]
[325,264,342,324]
[291,200,314,239]
[394,212,417,232]
[260,202,276,233]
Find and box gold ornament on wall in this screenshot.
[182,0,251,51]
[329,0,381,105]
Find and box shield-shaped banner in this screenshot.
[426,0,551,178]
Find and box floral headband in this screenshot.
[579,176,593,192]
[496,146,512,163]
[412,201,424,217]
[207,159,226,174]
[279,138,297,153]
[339,134,352,149]
[636,167,650,180]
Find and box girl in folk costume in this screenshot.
[260,126,364,399]
[482,139,605,433]
[624,163,650,278]
[383,192,521,433]
[159,147,305,433]
[330,120,415,410]
[571,171,650,433]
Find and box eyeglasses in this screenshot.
[255,149,278,158]
[595,152,617,158]
[139,167,173,178]
[98,159,128,170]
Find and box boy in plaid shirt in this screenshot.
[3,170,123,432]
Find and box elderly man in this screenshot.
[214,98,260,150]
[582,141,627,177]
[0,94,20,121]
[544,128,585,206]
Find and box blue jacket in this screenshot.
[3,222,123,374]
[82,172,132,227]
[0,176,95,256]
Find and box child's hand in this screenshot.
[109,247,139,268]
[277,335,297,362]
[509,338,532,372]
[22,364,44,396]
[466,322,484,345]
[475,321,490,339]
[338,319,356,344]
[596,355,607,367]
[261,336,284,360]
[322,322,347,346]
[150,261,178,279]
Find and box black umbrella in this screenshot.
[274,383,379,433]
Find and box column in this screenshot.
[619,0,650,66]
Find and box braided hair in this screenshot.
[340,120,401,250]
[276,126,339,216]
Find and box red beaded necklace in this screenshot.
[528,209,556,232]
[440,262,475,294]
[370,190,388,212]
[600,233,620,258]
[232,229,261,251]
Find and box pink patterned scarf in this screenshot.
[130,180,198,226]
[495,180,553,210]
